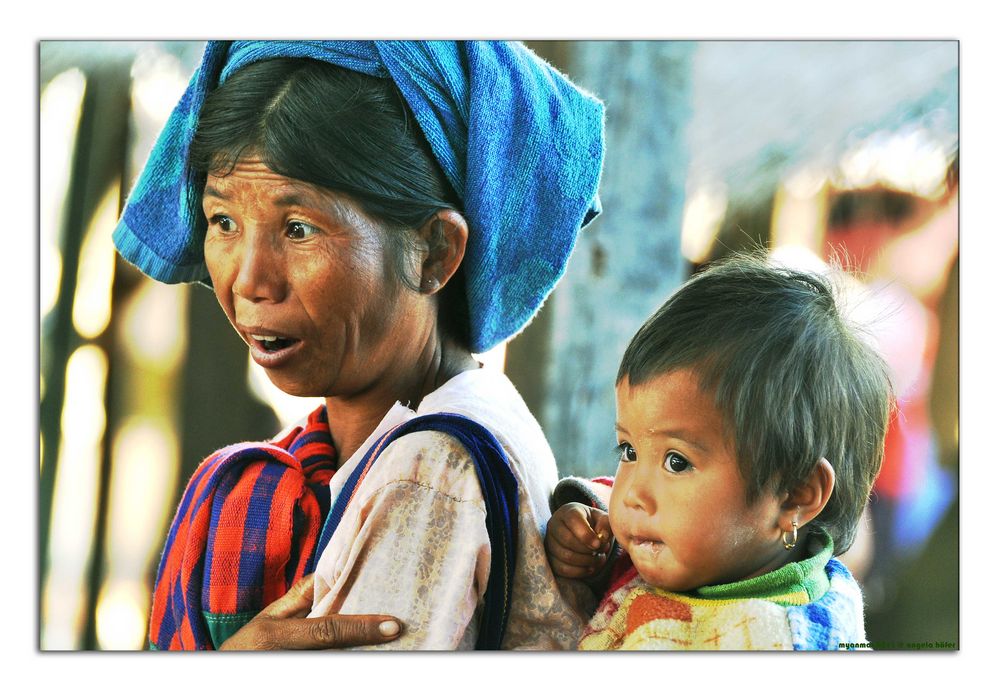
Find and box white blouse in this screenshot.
[309,366,592,649]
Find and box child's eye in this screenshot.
[663,451,691,473]
[287,220,320,239]
[615,442,637,463]
[209,214,237,234]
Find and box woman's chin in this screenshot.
[263,371,328,400]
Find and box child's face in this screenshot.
[609,368,791,592]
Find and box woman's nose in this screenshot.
[232,232,286,303]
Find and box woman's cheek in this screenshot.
[204,240,232,285]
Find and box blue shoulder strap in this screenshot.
[309,413,519,650]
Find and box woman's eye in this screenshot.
[209,214,237,233]
[287,221,320,239]
[664,451,691,473]
[615,442,637,463]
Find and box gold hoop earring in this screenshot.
[782,521,798,550]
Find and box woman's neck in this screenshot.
[324,336,477,465]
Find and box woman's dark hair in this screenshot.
[188,57,470,348]
[617,252,894,555]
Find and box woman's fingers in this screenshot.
[219,573,405,649]
[220,613,403,650]
[259,573,315,619]
[299,615,403,649]
[220,614,404,650]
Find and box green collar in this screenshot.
[692,529,834,605]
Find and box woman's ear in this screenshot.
[417,210,468,294]
[780,458,836,531]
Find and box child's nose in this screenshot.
[622,463,656,513]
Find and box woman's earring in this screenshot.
[422,276,440,293]
[781,520,799,550]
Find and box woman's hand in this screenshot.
[219,574,404,650]
[544,502,613,579]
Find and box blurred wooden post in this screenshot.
[81,63,135,651]
[507,41,694,478]
[39,58,133,642]
[177,285,280,484]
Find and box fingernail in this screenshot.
[590,539,600,549]
[379,620,401,637]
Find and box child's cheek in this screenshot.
[607,506,626,550]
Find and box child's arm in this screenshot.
[545,502,614,585]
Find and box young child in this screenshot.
[545,253,893,650]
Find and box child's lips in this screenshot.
[629,534,665,555]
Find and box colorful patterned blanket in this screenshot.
[579,557,866,651]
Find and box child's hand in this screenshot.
[545,502,613,579]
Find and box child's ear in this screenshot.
[780,458,836,530]
[416,210,468,294]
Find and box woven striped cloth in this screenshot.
[149,406,336,650]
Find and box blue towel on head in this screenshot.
[113,40,605,353]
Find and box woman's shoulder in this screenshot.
[420,367,536,434]
[356,428,487,506]
[418,366,559,507]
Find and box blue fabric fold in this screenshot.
[113,40,605,352]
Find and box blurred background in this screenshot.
[38,40,957,650]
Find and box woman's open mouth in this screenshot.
[245,332,304,368]
[251,334,300,353]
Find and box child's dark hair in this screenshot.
[617,252,894,554]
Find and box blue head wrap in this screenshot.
[113,41,605,353]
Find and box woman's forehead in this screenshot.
[203,159,368,224]
[205,158,312,195]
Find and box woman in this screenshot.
[114,41,604,650]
